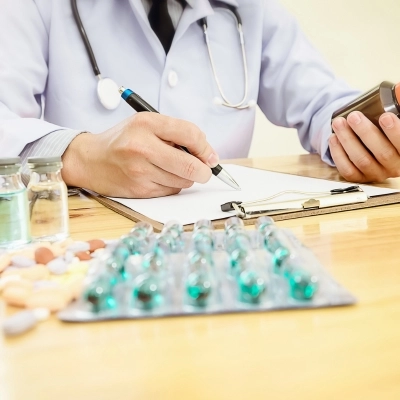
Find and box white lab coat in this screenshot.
[0,0,359,162]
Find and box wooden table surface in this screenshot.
[2,155,400,400]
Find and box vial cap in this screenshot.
[0,157,21,165]
[27,156,62,164]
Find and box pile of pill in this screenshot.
[2,216,355,332]
[0,237,109,335]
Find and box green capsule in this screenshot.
[230,247,250,276]
[130,222,153,240]
[272,246,290,273]
[133,274,163,309]
[121,235,144,255]
[142,247,166,274]
[157,231,183,253]
[186,271,212,307]
[188,250,214,272]
[192,231,214,253]
[238,270,266,304]
[84,277,117,313]
[113,244,130,261]
[225,230,250,254]
[106,245,131,281]
[263,230,282,253]
[163,220,184,240]
[224,216,244,233]
[194,219,213,231]
[288,269,318,300]
[105,255,125,283]
[255,216,275,235]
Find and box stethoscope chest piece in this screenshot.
[97,77,121,110]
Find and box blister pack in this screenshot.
[58,217,356,322]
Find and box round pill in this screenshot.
[64,251,75,263]
[35,247,54,265]
[88,239,106,252]
[67,241,90,253]
[75,251,92,261]
[47,258,68,275]
[11,255,36,268]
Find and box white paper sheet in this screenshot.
[109,164,399,225]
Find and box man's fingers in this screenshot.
[345,112,400,175]
[150,140,212,183]
[127,183,182,199]
[379,113,400,173]
[130,112,220,168]
[332,115,387,181]
[328,132,366,182]
[380,113,400,148]
[147,163,194,189]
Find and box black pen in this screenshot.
[118,86,241,191]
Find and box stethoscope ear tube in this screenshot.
[200,11,250,109]
[70,0,100,77]
[71,0,120,110]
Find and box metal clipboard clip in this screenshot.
[220,186,369,219]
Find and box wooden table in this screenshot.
[2,155,400,400]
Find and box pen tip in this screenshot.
[118,86,125,95]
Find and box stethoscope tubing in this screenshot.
[70,0,251,110]
[70,0,101,77]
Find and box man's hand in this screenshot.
[330,111,400,183]
[61,113,219,198]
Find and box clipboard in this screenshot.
[81,187,400,232]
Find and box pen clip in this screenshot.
[330,185,361,194]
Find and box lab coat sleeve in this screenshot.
[19,129,83,185]
[0,0,69,157]
[257,0,361,165]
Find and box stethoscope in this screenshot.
[70,0,253,111]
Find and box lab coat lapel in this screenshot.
[127,0,166,65]
[173,0,239,44]
[173,0,213,44]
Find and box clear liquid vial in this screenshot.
[0,157,31,248]
[27,157,69,242]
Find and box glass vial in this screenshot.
[0,157,31,248]
[27,156,69,242]
[332,81,400,130]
